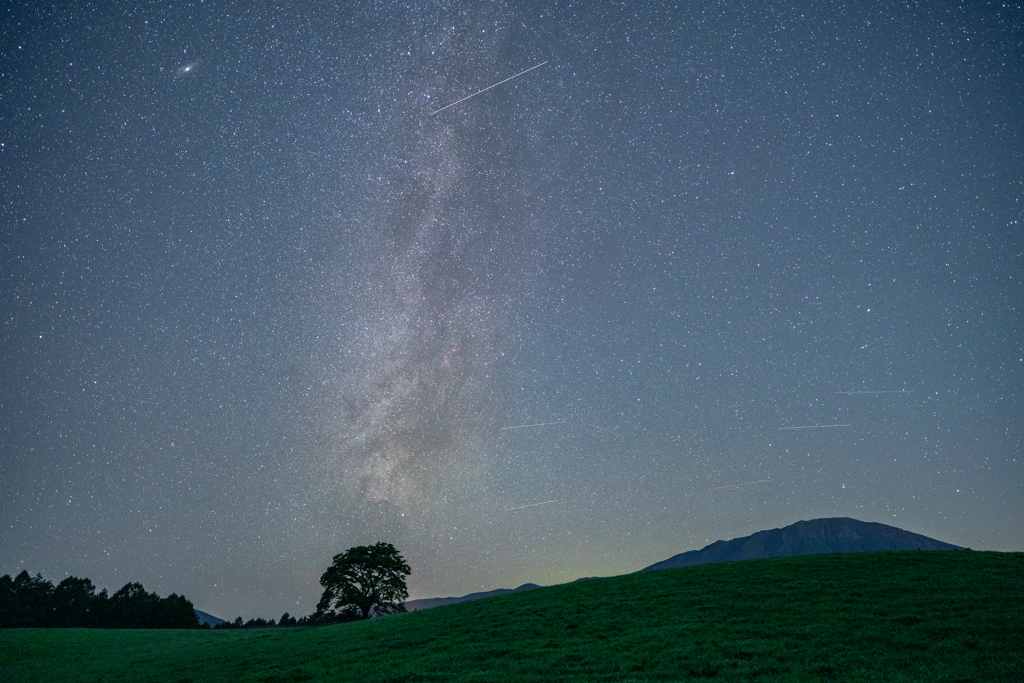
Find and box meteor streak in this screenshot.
[500,420,564,430]
[836,390,914,394]
[712,480,769,490]
[430,61,548,115]
[778,424,851,430]
[506,500,559,511]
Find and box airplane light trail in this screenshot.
[712,480,769,490]
[506,500,559,511]
[778,424,851,430]
[430,61,548,115]
[836,390,914,394]
[500,420,564,430]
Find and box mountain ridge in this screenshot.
[405,583,541,612]
[404,517,961,611]
[639,517,962,572]
[194,609,225,627]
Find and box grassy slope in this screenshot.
[1,551,1021,682]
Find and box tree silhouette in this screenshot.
[315,542,411,621]
[3,571,55,626]
[53,576,96,627]
[158,593,200,628]
[111,582,160,628]
[1,572,53,626]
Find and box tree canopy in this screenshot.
[315,542,411,622]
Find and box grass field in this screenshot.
[2,551,1021,682]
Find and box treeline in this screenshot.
[214,612,302,629]
[213,611,347,629]
[0,571,200,629]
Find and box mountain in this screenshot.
[194,609,226,627]
[640,517,962,572]
[394,518,960,613]
[405,583,541,612]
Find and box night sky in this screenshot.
[2,1,1021,622]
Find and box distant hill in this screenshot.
[405,583,540,612]
[640,517,962,572]
[194,609,225,627]
[400,518,961,613]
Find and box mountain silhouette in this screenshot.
[401,518,960,613]
[194,609,225,627]
[639,517,962,572]
[404,583,541,612]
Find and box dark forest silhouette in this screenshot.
[0,571,200,628]
[0,570,337,630]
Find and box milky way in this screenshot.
[250,5,589,603]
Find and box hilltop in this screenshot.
[3,550,1021,682]
[398,517,960,611]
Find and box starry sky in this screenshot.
[2,1,1022,622]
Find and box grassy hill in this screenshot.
[2,550,1021,682]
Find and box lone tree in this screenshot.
[315,542,411,622]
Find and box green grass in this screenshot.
[2,551,1022,682]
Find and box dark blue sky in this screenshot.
[2,1,1021,621]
